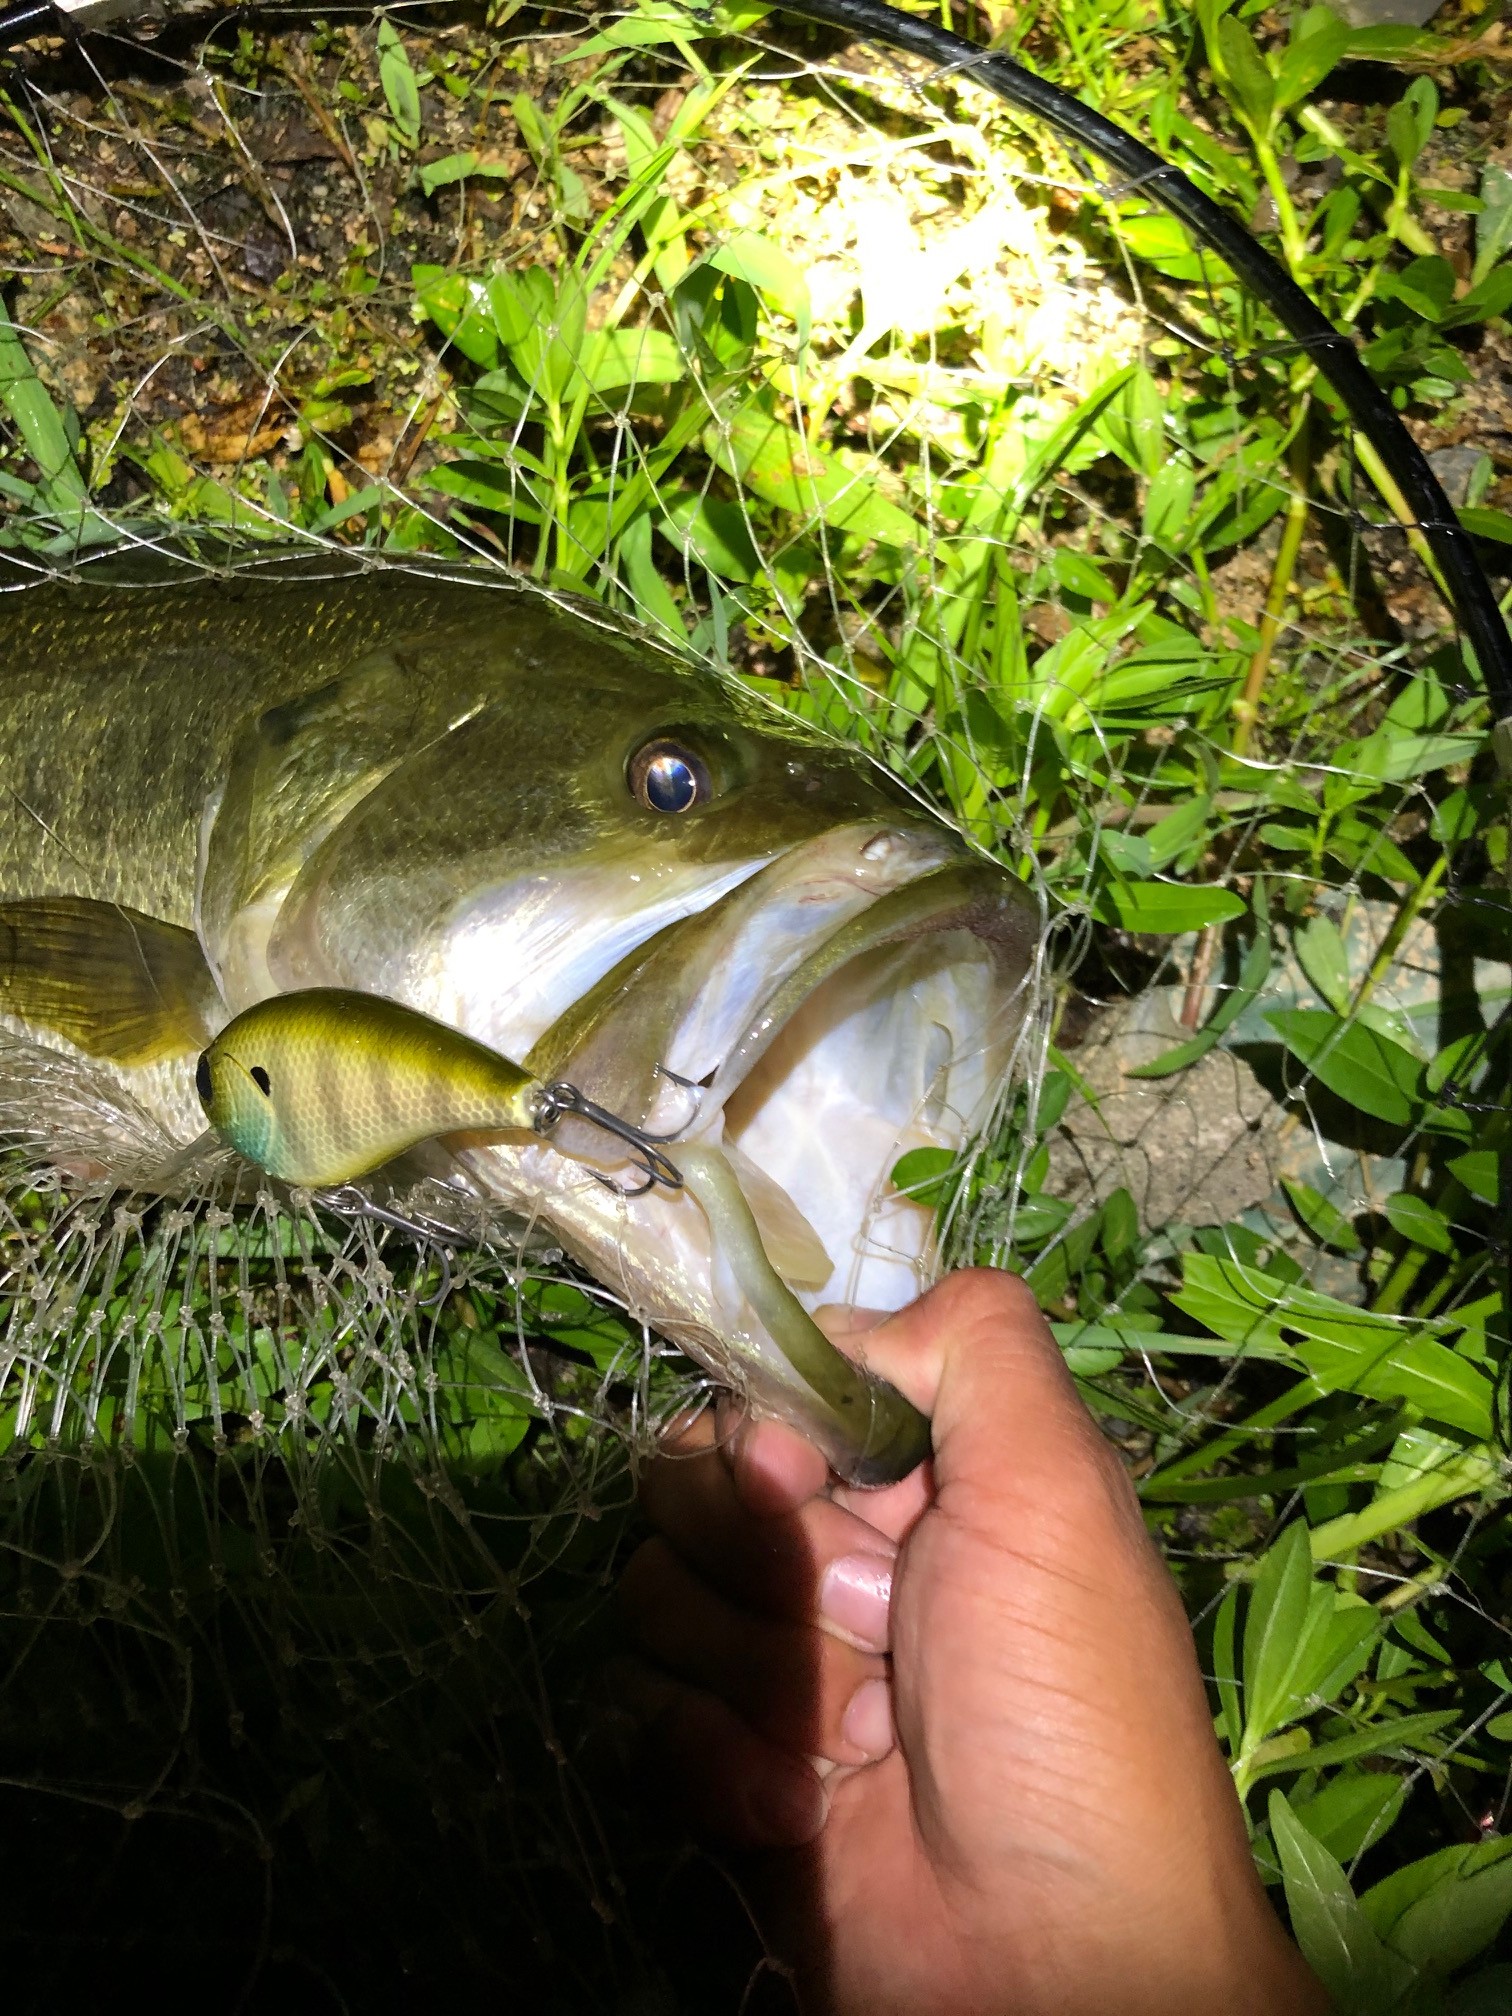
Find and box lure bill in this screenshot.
[0,552,1038,1482]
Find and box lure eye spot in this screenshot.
[629,739,710,815]
[250,1065,272,1097]
[195,1051,212,1107]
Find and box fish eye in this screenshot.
[250,1065,272,1097]
[628,739,711,815]
[195,1052,212,1107]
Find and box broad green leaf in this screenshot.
[708,397,919,549]
[417,151,514,196]
[378,19,422,146]
[1142,459,1195,548]
[1097,881,1245,935]
[1442,264,1512,329]
[1098,364,1166,477]
[617,508,685,643]
[421,458,543,519]
[581,327,686,395]
[1432,787,1480,844]
[1292,1773,1406,1867]
[891,1147,957,1210]
[1243,1523,1314,1742]
[1051,547,1119,601]
[1461,504,1512,545]
[1393,1848,1512,1974]
[1120,210,1217,280]
[1217,16,1276,131]
[1144,792,1214,869]
[487,266,545,350]
[1386,75,1437,172]
[573,1,705,55]
[1331,725,1484,784]
[660,489,761,582]
[1267,1009,1422,1126]
[1102,1187,1138,1258]
[1248,1709,1460,1782]
[700,231,812,352]
[1172,1258,1493,1437]
[1128,917,1269,1078]
[0,298,90,514]
[1294,914,1351,1014]
[1447,1150,1498,1204]
[511,267,588,404]
[1270,1792,1419,2013]
[1376,1425,1464,1496]
[1297,1599,1381,1709]
[1382,1192,1453,1255]
[1282,1177,1361,1253]
[1367,1839,1512,1976]
[1474,163,1512,286]
[1273,10,1351,112]
[412,264,500,370]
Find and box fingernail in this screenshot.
[841,1677,894,1761]
[754,1763,827,1844]
[819,1553,893,1651]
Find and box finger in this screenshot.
[619,1537,895,1766]
[829,1457,935,1545]
[641,1433,897,1651]
[606,1655,828,1848]
[721,1408,831,1518]
[712,1307,891,1518]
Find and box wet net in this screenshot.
[1,1,1510,2007]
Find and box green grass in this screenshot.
[1,1,1511,2007]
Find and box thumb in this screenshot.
[856,1269,1133,1520]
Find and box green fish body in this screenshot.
[0,553,1039,1480]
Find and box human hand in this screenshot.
[614,1270,1327,2016]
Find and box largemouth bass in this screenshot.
[0,552,1038,1480]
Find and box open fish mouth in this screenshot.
[453,820,1040,1481]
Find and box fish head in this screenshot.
[210,596,924,1059]
[196,1030,277,1171]
[198,581,1041,1473]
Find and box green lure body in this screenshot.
[197,988,540,1187]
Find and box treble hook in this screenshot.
[532,1079,685,1198]
[315,1184,455,1307]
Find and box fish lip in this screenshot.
[626,841,1037,1148]
[533,819,969,1142]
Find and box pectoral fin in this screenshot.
[0,898,222,1063]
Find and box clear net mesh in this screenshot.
[1,2,1509,2004]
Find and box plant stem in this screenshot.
[1308,1446,1498,1561]
[1142,1376,1325,1491]
[1351,431,1454,603]
[1348,854,1449,1020]
[1233,405,1311,759]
